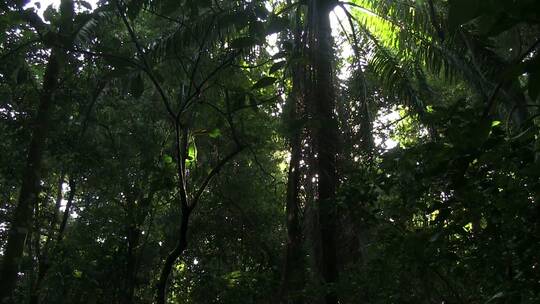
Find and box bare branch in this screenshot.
[182,50,242,111]
[184,16,216,109]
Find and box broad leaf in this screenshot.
[208,128,221,138]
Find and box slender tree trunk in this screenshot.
[308,1,339,303]
[0,51,61,304]
[156,125,192,304]
[155,209,191,304]
[123,194,137,304]
[0,2,73,301]
[29,178,76,304]
[155,121,243,303]
[52,174,66,222]
[57,178,76,242]
[29,174,63,304]
[124,225,140,304]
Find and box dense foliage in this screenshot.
[1,0,539,303]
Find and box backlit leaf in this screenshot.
[208,128,221,138]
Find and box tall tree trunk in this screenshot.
[280,6,307,303]
[0,51,61,304]
[308,1,339,303]
[281,130,305,304]
[0,2,73,301]
[280,58,306,304]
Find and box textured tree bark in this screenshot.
[280,6,307,303]
[281,131,305,304]
[308,0,339,303]
[281,62,306,304]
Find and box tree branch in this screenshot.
[190,145,244,211]
[115,0,175,119]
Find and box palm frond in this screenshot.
[145,3,262,65]
[342,1,496,100]
[358,26,426,113]
[72,10,115,47]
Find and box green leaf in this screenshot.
[73,270,83,278]
[269,61,286,74]
[208,128,221,138]
[186,141,197,167]
[252,76,277,90]
[163,155,173,164]
[188,145,195,160]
